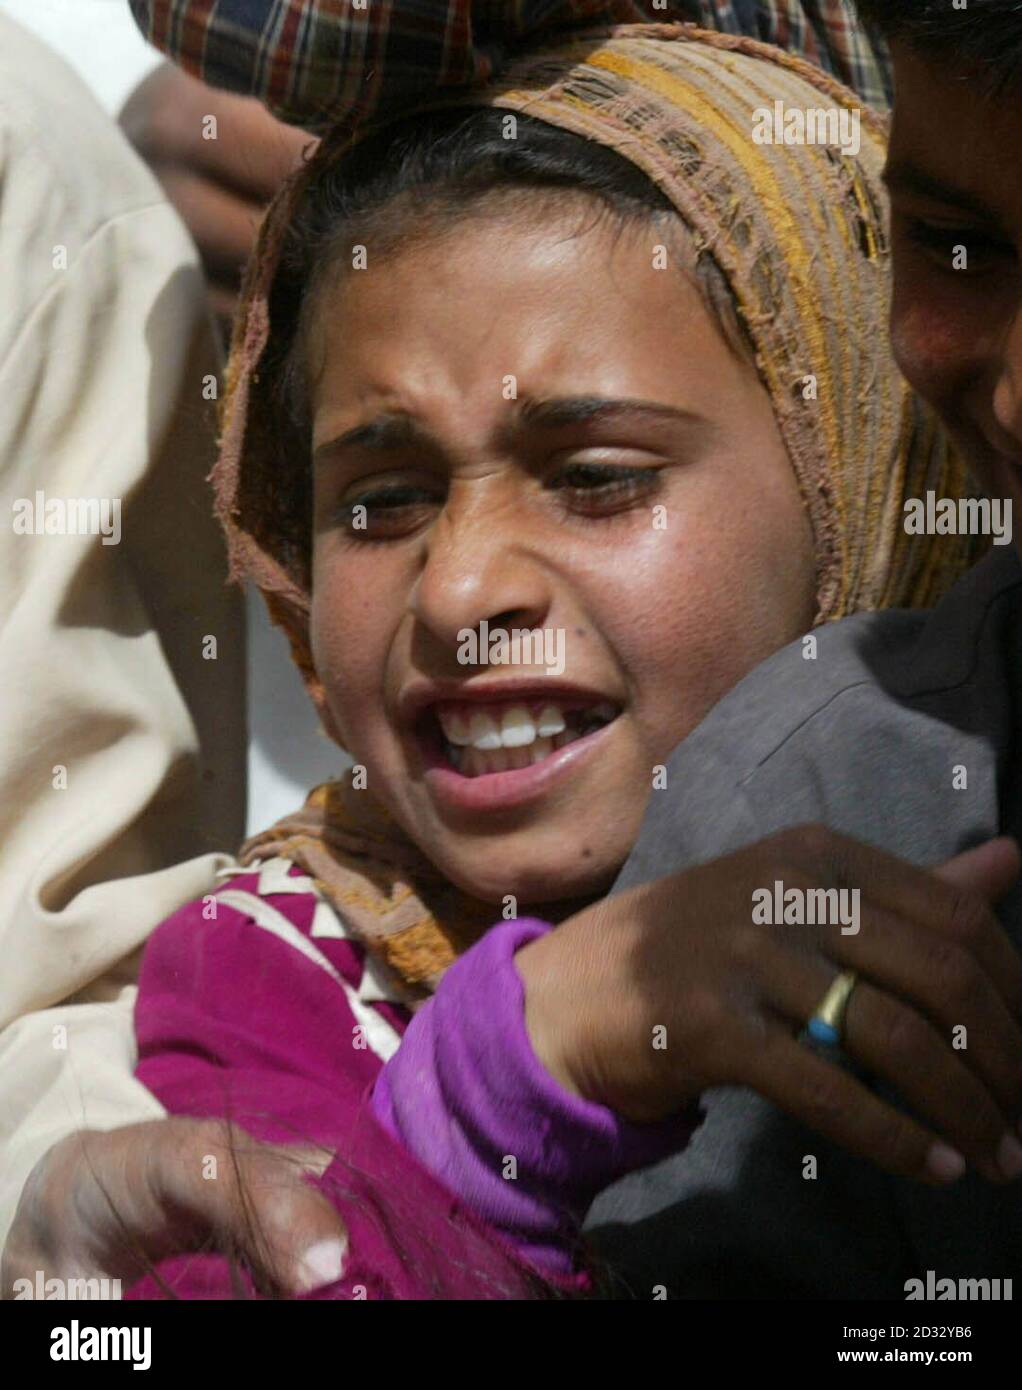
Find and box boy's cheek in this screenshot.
[889,244,1012,410]
[889,294,1016,506]
[889,281,970,416]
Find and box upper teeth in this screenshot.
[438,703,612,751]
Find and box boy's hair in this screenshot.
[855,0,1022,93]
[262,105,752,581]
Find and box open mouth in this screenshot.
[423,698,620,778]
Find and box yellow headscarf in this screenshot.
[215,23,983,994]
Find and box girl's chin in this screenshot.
[369,732,646,905]
[427,843,624,913]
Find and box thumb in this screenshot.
[146,1122,350,1296]
[934,836,1021,902]
[213,1153,351,1296]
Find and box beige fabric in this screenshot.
[0,15,246,1247]
[239,780,505,1001]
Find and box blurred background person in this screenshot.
[0,6,255,1245]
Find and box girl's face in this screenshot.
[307,205,816,907]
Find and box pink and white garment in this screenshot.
[133,858,698,1292]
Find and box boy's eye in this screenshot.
[902,217,1015,272]
[547,461,659,513]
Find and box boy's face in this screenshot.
[304,206,816,908]
[884,42,1022,555]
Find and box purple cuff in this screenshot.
[370,916,697,1275]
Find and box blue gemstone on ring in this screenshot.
[807,1018,841,1046]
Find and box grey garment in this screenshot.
[583,546,1022,1298]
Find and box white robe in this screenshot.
[0,11,246,1248]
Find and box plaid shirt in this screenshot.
[128,0,890,134]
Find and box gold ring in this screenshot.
[806,970,859,1047]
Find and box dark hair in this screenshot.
[855,0,1022,93]
[259,105,750,587]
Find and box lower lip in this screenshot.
[420,720,617,813]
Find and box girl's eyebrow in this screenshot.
[314,413,424,463]
[515,396,706,435]
[313,396,707,466]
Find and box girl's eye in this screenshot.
[903,218,1014,273]
[334,483,441,537]
[548,461,660,515]
[330,462,660,534]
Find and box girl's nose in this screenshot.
[408,506,552,655]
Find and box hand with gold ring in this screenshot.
[518,825,1022,1188]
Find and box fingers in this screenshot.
[840,982,1022,1184]
[175,93,310,203]
[936,837,1022,899]
[739,1024,974,1187]
[149,1120,348,1295]
[2,1121,349,1297]
[1,1132,149,1297]
[121,63,311,202]
[120,60,314,325]
[753,937,1022,1183]
[778,826,1022,1021]
[828,907,1022,1123]
[155,168,267,285]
